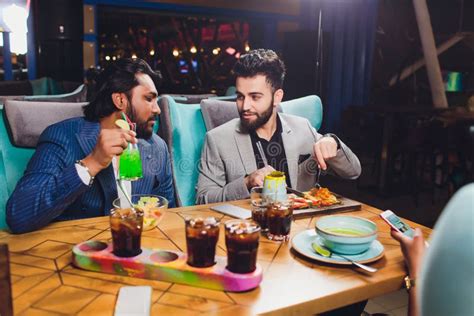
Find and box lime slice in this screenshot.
[312,242,331,257]
[115,119,130,130]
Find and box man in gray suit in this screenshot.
[196,49,361,204]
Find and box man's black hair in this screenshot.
[232,49,286,90]
[83,58,162,121]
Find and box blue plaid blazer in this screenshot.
[6,117,175,233]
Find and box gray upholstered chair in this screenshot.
[3,100,86,148]
[200,99,239,131]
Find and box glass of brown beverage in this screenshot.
[267,199,294,241]
[225,220,261,274]
[185,217,220,268]
[250,187,269,232]
[110,206,144,257]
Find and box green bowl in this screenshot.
[315,215,378,255]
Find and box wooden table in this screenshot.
[1,200,431,315]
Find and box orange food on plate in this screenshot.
[291,197,309,209]
[307,187,340,206]
[289,187,340,209]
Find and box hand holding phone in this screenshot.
[380,210,414,238]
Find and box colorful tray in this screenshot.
[72,240,262,292]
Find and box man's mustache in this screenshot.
[240,110,258,116]
[148,114,158,122]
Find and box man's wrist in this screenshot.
[324,133,341,150]
[81,156,102,177]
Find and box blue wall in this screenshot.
[320,0,378,131]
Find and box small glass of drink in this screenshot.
[185,217,220,268]
[250,187,268,232]
[225,220,261,274]
[110,206,144,257]
[267,199,294,241]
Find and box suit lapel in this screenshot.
[234,123,257,175]
[76,120,117,212]
[280,115,298,189]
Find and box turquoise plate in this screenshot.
[291,229,384,265]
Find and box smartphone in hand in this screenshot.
[380,210,414,238]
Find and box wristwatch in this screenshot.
[404,275,416,291]
[76,160,95,186]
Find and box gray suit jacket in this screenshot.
[196,113,361,204]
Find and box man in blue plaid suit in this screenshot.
[7,58,175,233]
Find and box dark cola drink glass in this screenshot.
[225,220,261,274]
[250,186,269,232]
[267,200,294,242]
[185,217,220,268]
[110,207,144,257]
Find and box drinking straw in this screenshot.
[256,141,268,167]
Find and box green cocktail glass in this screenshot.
[119,143,143,181]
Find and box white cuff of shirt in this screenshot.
[75,163,92,185]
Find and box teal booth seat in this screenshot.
[0,112,34,194]
[279,95,323,130]
[157,94,239,206]
[158,94,323,208]
[30,77,51,95]
[166,94,237,104]
[24,84,87,103]
[225,86,237,96]
[154,94,237,134]
[158,96,207,206]
[169,101,207,207]
[0,151,11,229]
[166,94,217,104]
[0,109,35,229]
[0,100,86,229]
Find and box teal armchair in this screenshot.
[280,95,323,130]
[0,110,34,229]
[24,84,87,103]
[158,96,207,207]
[156,94,238,206]
[0,100,86,229]
[157,94,323,208]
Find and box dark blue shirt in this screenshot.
[249,116,291,187]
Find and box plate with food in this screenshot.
[288,187,341,210]
[287,188,361,217]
